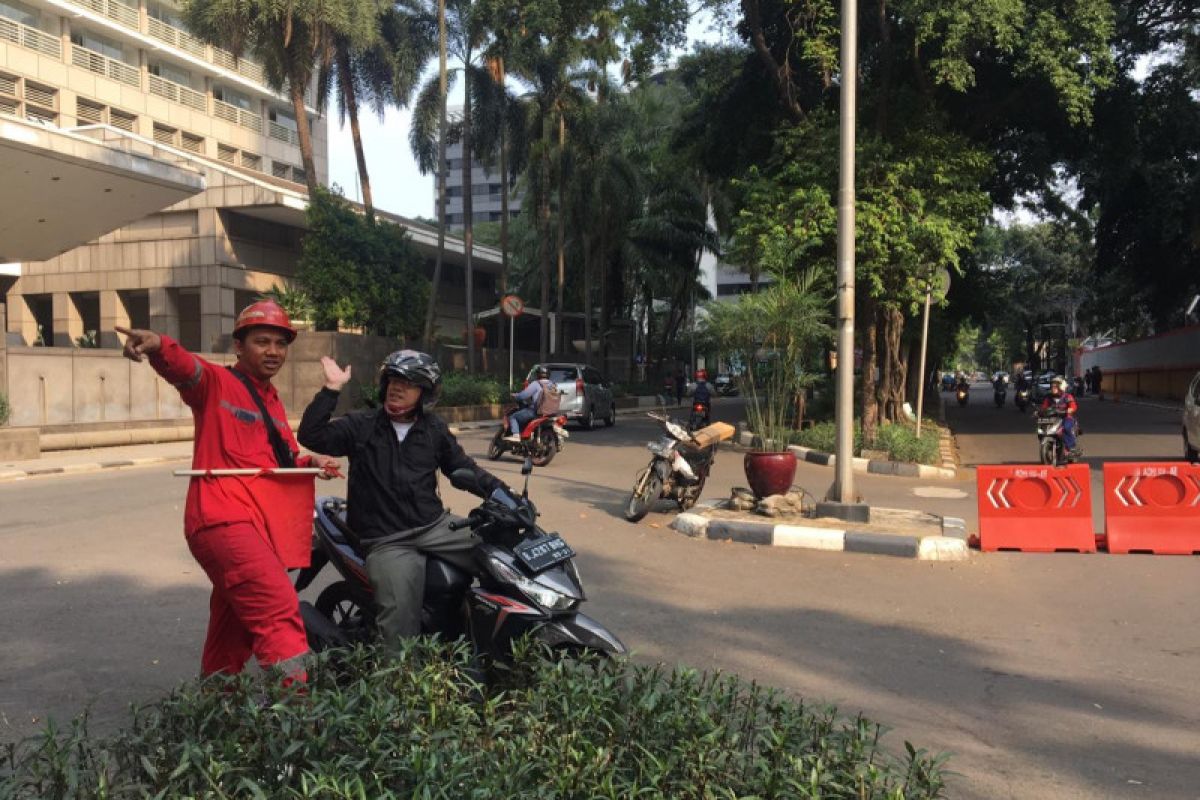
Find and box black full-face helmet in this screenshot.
[379,350,442,411]
[535,365,550,380]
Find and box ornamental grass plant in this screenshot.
[1,640,949,799]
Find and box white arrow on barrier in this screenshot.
[1191,476,1200,508]
[1113,475,1144,507]
[986,478,1013,509]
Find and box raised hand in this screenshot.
[321,356,352,391]
[114,326,162,362]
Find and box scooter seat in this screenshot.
[425,557,473,594]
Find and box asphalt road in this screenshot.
[1,398,1198,799]
[945,381,1189,530]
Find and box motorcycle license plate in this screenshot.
[514,534,575,573]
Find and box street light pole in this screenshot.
[819,0,869,522]
[915,284,932,437]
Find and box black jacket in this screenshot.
[298,388,504,541]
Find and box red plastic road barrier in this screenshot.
[976,464,1095,552]
[1103,462,1200,554]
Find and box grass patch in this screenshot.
[1,641,949,799]
[789,421,942,465]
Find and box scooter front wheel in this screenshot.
[1039,439,1056,465]
[625,469,662,522]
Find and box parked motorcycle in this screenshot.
[295,459,626,661]
[956,385,970,406]
[688,399,711,431]
[487,407,569,466]
[624,413,718,521]
[1015,387,1031,412]
[1036,410,1081,466]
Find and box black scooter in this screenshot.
[294,459,626,661]
[956,384,970,406]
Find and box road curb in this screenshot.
[734,429,957,480]
[671,512,970,561]
[0,455,187,483]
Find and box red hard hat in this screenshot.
[233,299,297,342]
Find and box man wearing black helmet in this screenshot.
[298,350,508,643]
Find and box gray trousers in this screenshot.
[364,513,478,643]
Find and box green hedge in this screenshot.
[790,421,941,465]
[0,392,9,427]
[439,372,506,407]
[0,641,948,799]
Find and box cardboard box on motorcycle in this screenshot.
[690,421,736,449]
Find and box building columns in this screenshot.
[52,292,82,347]
[149,287,180,341]
[99,290,130,349]
[200,284,234,352]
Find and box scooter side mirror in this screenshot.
[449,468,482,494]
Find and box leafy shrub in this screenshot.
[0,392,9,426]
[0,641,948,799]
[789,421,941,464]
[439,371,504,407]
[871,422,942,465]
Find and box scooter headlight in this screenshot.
[485,555,579,613]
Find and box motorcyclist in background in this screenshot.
[1039,376,1080,457]
[692,370,711,405]
[507,366,551,443]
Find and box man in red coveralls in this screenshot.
[116,300,339,683]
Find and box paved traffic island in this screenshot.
[672,494,970,561]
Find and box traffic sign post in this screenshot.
[501,295,524,390]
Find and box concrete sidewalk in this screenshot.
[0,398,706,483]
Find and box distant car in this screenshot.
[1033,371,1058,403]
[526,363,616,429]
[991,371,1010,385]
[1184,371,1200,462]
[713,373,738,396]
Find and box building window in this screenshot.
[109,108,136,132]
[148,60,193,88]
[153,122,177,146]
[270,160,305,183]
[0,72,58,125]
[240,151,261,171]
[75,97,136,131]
[212,85,252,111]
[180,131,204,153]
[0,0,41,27]
[217,143,238,164]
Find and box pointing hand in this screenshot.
[114,326,162,363]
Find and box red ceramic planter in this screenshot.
[743,451,798,498]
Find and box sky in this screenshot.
[326,10,729,219]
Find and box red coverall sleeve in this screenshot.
[147,336,216,408]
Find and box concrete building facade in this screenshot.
[437,107,520,229]
[0,0,326,184]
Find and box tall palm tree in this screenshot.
[411,0,493,369]
[467,58,529,357]
[409,0,450,350]
[182,0,351,196]
[316,0,434,221]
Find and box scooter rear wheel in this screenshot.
[487,430,505,461]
